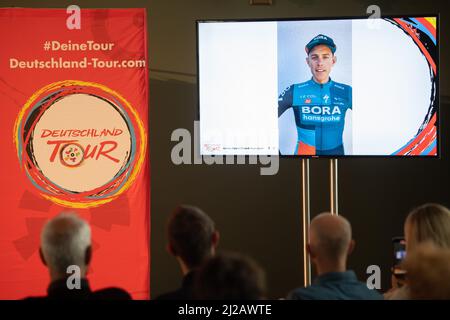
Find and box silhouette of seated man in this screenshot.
[288,213,382,300]
[194,252,266,300]
[154,205,219,300]
[25,212,131,300]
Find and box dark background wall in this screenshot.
[4,0,450,299]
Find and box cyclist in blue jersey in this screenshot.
[278,34,352,156]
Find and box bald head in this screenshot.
[309,213,352,262]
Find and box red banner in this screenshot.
[0,8,149,299]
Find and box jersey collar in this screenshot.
[310,77,333,88]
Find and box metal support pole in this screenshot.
[302,159,311,286]
[330,159,339,215]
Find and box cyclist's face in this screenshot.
[306,45,336,84]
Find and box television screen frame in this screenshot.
[196,14,440,159]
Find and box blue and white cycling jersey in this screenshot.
[278,78,352,153]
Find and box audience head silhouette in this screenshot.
[167,205,219,274]
[308,213,354,275]
[288,212,382,300]
[31,212,131,300]
[194,252,266,300]
[405,203,450,252]
[40,212,91,281]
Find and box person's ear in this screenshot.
[347,239,355,255]
[306,57,310,66]
[307,243,316,259]
[85,246,92,266]
[39,247,47,266]
[167,243,177,257]
[332,54,337,65]
[211,230,220,248]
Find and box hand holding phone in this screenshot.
[392,237,407,285]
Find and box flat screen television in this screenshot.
[197,16,439,157]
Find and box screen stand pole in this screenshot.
[330,159,339,215]
[302,158,311,286]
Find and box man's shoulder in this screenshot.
[90,287,132,300]
[288,278,383,300]
[331,81,352,91]
[22,287,131,300]
[288,285,329,300]
[296,80,314,89]
[331,81,352,102]
[282,80,314,91]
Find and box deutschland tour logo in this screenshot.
[14,80,147,208]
